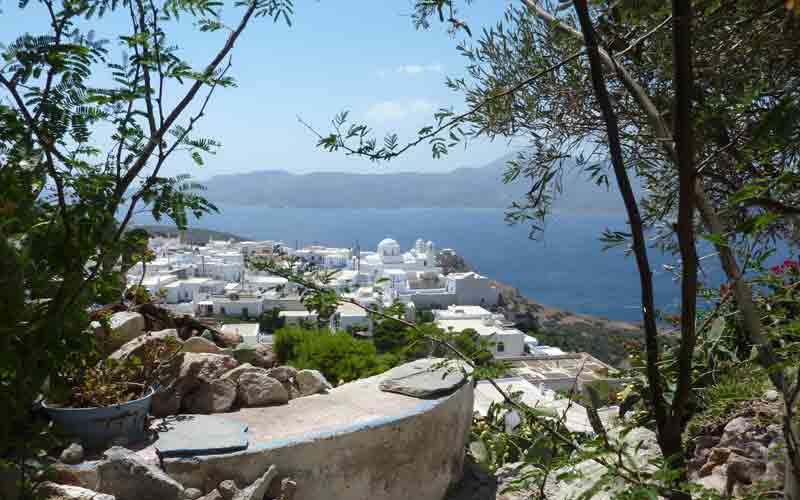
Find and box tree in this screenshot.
[258,307,285,334]
[0,0,294,486]
[306,0,800,497]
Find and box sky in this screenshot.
[3,0,517,179]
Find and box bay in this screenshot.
[136,206,695,322]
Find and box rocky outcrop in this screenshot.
[97,447,184,500]
[689,406,785,497]
[236,372,288,407]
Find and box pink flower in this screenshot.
[784,260,800,272]
[771,265,784,274]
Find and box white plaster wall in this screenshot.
[163,382,474,500]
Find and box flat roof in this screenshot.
[435,319,524,338]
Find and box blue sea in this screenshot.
[134,206,713,322]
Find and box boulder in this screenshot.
[182,379,237,414]
[237,372,289,407]
[252,344,278,368]
[180,353,239,382]
[295,369,332,397]
[107,329,181,366]
[220,363,266,383]
[265,366,297,383]
[97,447,184,500]
[198,491,223,500]
[183,337,223,355]
[151,353,238,416]
[37,482,115,500]
[233,344,276,368]
[59,443,84,465]
[104,312,146,352]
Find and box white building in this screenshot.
[433,305,526,358]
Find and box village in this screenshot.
[127,231,622,428]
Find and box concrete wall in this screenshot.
[163,380,473,500]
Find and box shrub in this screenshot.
[274,326,400,384]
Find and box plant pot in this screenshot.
[42,386,154,449]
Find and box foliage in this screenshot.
[0,0,294,490]
[273,326,401,384]
[51,335,182,408]
[258,307,285,334]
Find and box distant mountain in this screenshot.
[200,154,628,213]
[131,225,248,244]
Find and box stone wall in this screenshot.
[162,373,474,500]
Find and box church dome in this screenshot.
[377,238,400,255]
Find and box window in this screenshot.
[220,306,226,315]
[497,342,505,353]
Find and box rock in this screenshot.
[107,329,181,366]
[198,490,223,500]
[182,378,237,414]
[276,478,297,500]
[764,389,780,402]
[281,381,301,400]
[152,353,238,416]
[694,435,720,451]
[49,462,99,490]
[252,344,278,368]
[720,416,754,446]
[295,369,332,397]
[97,447,184,500]
[378,359,467,399]
[218,480,238,500]
[237,372,289,407]
[541,427,660,500]
[104,312,146,351]
[265,366,297,383]
[38,482,116,500]
[726,453,765,485]
[184,488,204,500]
[233,344,276,368]
[234,465,278,500]
[220,363,265,383]
[60,443,84,465]
[218,330,243,348]
[183,336,223,354]
[179,353,239,382]
[151,385,184,417]
[154,414,248,459]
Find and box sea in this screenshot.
[133,205,719,323]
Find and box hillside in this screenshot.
[199,155,630,213]
[493,281,643,366]
[131,225,249,244]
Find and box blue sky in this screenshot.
[3,1,516,179]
